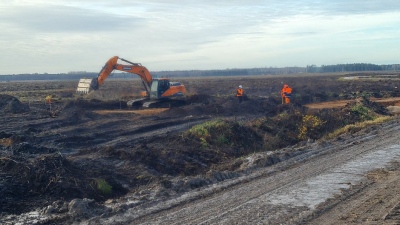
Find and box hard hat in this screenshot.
[239,85,242,88]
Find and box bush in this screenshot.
[298,115,325,140]
[186,119,233,148]
[184,119,263,153]
[95,179,112,195]
[351,104,375,121]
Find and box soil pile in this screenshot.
[162,94,281,118]
[0,152,128,215]
[0,94,29,114]
[57,100,102,124]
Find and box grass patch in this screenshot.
[183,119,263,153]
[186,119,233,147]
[351,104,375,120]
[95,179,112,195]
[0,138,13,147]
[325,116,392,139]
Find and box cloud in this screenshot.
[318,0,400,15]
[0,4,143,33]
[0,0,399,74]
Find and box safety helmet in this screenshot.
[239,85,242,88]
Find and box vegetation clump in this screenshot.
[185,119,263,153]
[95,179,112,195]
[350,104,375,120]
[298,115,325,140]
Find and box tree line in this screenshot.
[307,63,399,73]
[0,63,398,81]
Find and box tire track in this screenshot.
[98,120,400,224]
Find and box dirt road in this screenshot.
[81,119,400,225]
[305,97,400,109]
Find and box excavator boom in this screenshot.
[76,56,153,94]
[114,63,152,85]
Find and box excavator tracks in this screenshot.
[127,98,186,108]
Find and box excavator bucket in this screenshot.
[76,78,97,94]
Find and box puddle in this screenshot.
[265,144,400,209]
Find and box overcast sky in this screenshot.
[1,0,399,74]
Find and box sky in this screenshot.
[0,0,399,75]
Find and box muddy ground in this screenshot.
[0,73,400,224]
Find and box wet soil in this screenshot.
[0,73,399,224]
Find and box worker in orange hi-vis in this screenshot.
[236,85,244,103]
[281,84,292,104]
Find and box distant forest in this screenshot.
[0,63,399,82]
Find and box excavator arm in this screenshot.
[76,56,154,94]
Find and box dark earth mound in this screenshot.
[0,94,29,114]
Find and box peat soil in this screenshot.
[0,73,399,224]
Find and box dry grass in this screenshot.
[387,106,400,115]
[325,116,393,139]
[0,138,13,146]
[93,108,169,115]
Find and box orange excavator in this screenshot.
[76,56,186,108]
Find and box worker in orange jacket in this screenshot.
[281,84,292,104]
[236,85,243,103]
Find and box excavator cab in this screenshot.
[150,78,170,99]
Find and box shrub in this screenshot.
[185,119,263,152]
[351,104,375,120]
[95,179,112,195]
[186,119,233,147]
[298,115,325,140]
